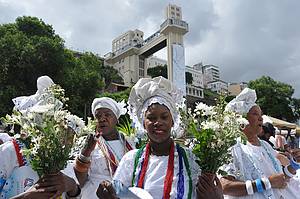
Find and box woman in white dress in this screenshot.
[221,88,300,199]
[0,76,81,199]
[96,76,223,199]
[73,97,134,199]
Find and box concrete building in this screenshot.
[146,56,167,69]
[104,4,188,91]
[207,80,228,95]
[112,29,144,54]
[201,64,220,87]
[186,65,204,98]
[228,82,248,96]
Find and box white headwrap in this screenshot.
[12,75,55,111]
[91,97,127,119]
[127,76,184,138]
[225,88,257,114]
[36,76,54,94]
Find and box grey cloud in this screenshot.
[1,0,300,97]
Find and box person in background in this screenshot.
[221,88,300,199]
[73,97,134,199]
[12,75,54,112]
[258,122,275,147]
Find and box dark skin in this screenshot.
[221,105,299,196]
[75,108,120,187]
[97,103,223,199]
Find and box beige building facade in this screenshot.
[104,4,188,90]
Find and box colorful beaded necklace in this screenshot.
[132,141,192,199]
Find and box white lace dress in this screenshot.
[113,147,200,199]
[0,141,39,199]
[223,140,300,199]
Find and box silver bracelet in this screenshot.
[261,177,271,190]
[284,165,295,178]
[245,180,254,195]
[78,153,91,163]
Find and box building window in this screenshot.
[139,69,144,77]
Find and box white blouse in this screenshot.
[113,147,200,199]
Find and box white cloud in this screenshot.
[1,0,300,97]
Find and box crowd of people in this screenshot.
[1,76,300,199]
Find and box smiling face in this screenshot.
[143,103,174,144]
[246,105,263,134]
[94,108,118,136]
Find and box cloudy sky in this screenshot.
[1,0,300,97]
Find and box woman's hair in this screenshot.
[262,122,275,137]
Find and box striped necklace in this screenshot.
[132,141,192,199]
[12,139,28,166]
[97,132,133,177]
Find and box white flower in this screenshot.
[29,104,55,113]
[236,117,249,126]
[195,102,209,111]
[223,116,230,124]
[195,102,216,116]
[201,121,220,131]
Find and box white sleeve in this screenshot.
[0,141,19,190]
[221,146,239,179]
[113,149,138,187]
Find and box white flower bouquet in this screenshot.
[181,98,247,174]
[2,85,93,177]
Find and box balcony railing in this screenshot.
[160,18,188,31]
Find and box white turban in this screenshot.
[127,76,184,138]
[91,97,127,119]
[37,76,54,94]
[12,75,54,111]
[225,88,257,114]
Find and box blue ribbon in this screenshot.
[290,158,300,170]
[255,179,264,193]
[176,144,184,199]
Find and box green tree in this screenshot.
[101,65,124,88]
[147,64,168,78]
[185,72,193,84]
[147,64,193,84]
[248,76,300,122]
[0,16,65,116]
[0,16,123,119]
[61,51,104,118]
[97,88,131,103]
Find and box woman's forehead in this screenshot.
[249,105,261,113]
[146,103,170,112]
[95,107,113,114]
